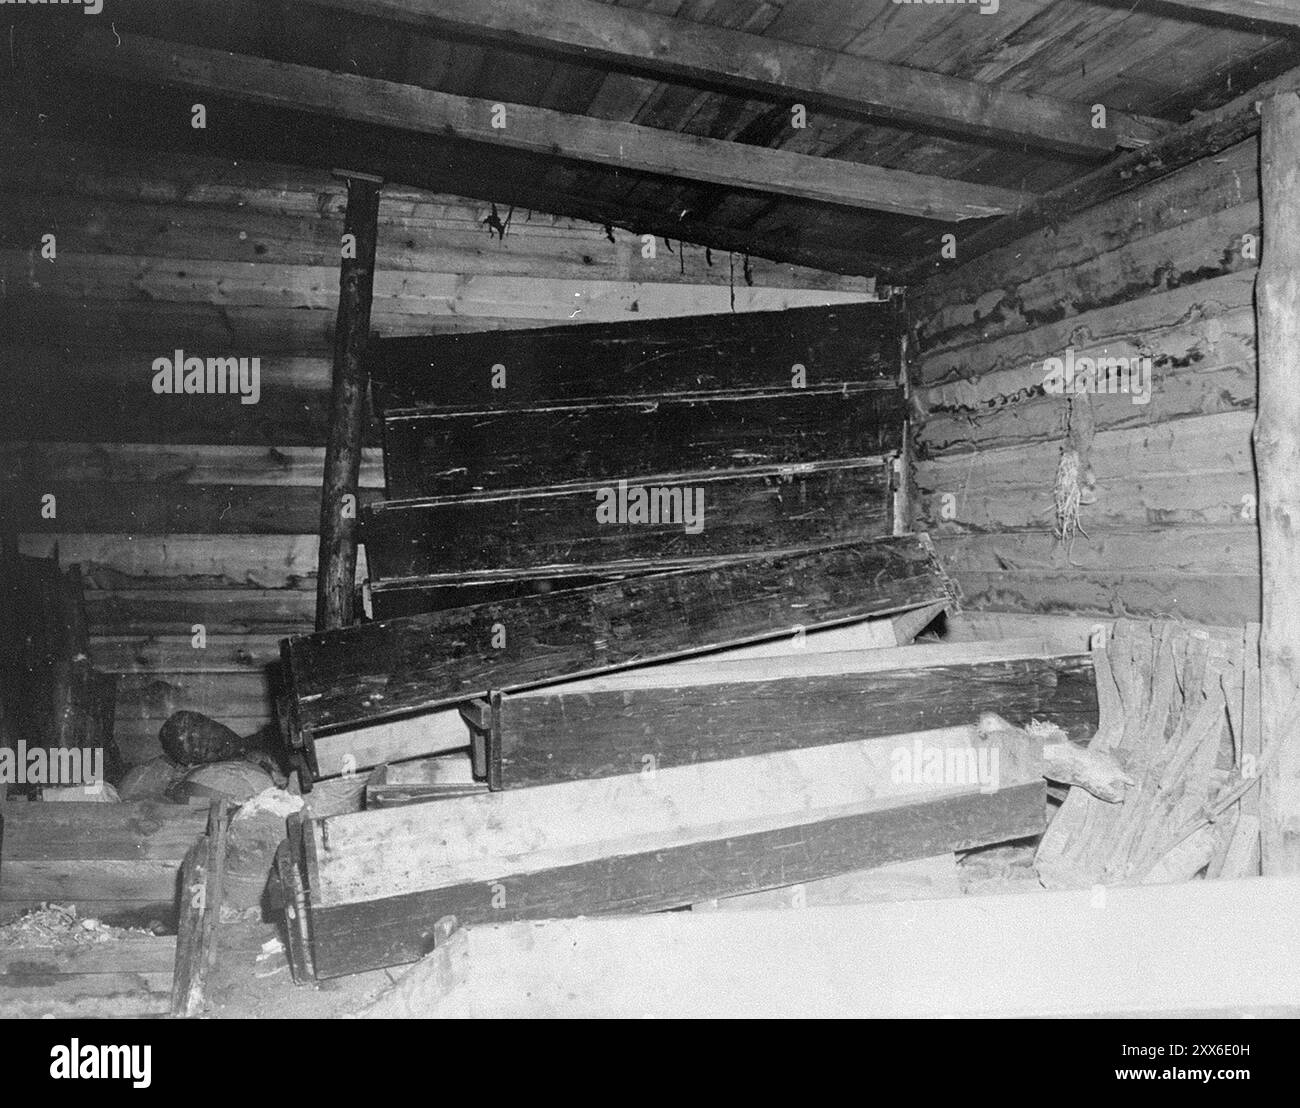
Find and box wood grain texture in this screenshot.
[369,301,900,411]
[312,0,1166,156]
[492,648,1097,788]
[916,413,1255,531]
[300,724,1043,976]
[382,385,904,497]
[903,60,1300,281]
[307,778,1044,977]
[68,30,1033,220]
[1,441,384,489]
[0,800,207,925]
[362,461,890,581]
[283,536,952,742]
[6,482,381,535]
[1255,91,1300,873]
[910,139,1261,343]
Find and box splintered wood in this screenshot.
[1036,620,1261,888]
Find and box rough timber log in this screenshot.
[316,171,381,631]
[1255,92,1300,874]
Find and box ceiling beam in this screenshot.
[305,0,1170,157]
[1129,0,1300,30]
[66,29,1030,222]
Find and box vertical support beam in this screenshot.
[1254,93,1300,874]
[316,170,382,631]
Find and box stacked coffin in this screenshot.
[275,303,1098,979]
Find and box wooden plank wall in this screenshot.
[909,137,1261,627]
[0,140,878,765]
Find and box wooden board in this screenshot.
[901,59,1300,281]
[364,754,487,808]
[171,801,229,1018]
[1,440,384,489]
[381,385,905,497]
[311,709,472,782]
[362,461,890,581]
[300,725,1045,977]
[316,0,1166,157]
[490,643,1097,789]
[368,301,900,411]
[695,854,961,913]
[359,876,1300,1017]
[6,481,381,535]
[911,138,1261,347]
[916,412,1255,532]
[0,800,208,926]
[69,30,1032,221]
[306,607,947,782]
[0,184,872,291]
[281,536,952,760]
[87,587,315,637]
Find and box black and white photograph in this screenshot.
[0,0,1297,1044]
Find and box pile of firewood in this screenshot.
[1036,619,1262,887]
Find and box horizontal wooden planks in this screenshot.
[310,786,1044,979]
[363,461,891,581]
[6,482,381,535]
[369,301,900,410]
[112,671,275,723]
[327,0,1168,156]
[1,441,384,488]
[307,608,948,781]
[302,726,1043,976]
[0,800,208,924]
[915,268,1256,391]
[0,937,176,977]
[912,139,1262,352]
[0,250,871,322]
[492,644,1097,788]
[383,386,904,497]
[91,634,282,674]
[0,188,874,292]
[68,30,1032,221]
[917,200,1259,359]
[915,279,1257,459]
[935,528,1261,625]
[950,570,1261,628]
[0,364,365,446]
[19,534,326,590]
[284,536,952,741]
[87,587,314,636]
[907,121,1264,632]
[916,412,1256,531]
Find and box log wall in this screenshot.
[1,140,877,764]
[909,137,1261,627]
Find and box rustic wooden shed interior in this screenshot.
[3,0,1300,1018]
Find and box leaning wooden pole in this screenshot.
[316,170,382,631]
[1254,92,1300,874]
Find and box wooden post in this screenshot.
[316,170,382,631]
[1254,92,1300,874]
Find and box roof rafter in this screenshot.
[67,29,1031,222]
[307,0,1171,156]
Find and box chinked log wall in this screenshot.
[909,136,1261,627]
[0,137,878,765]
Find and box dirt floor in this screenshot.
[204,920,394,1019]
